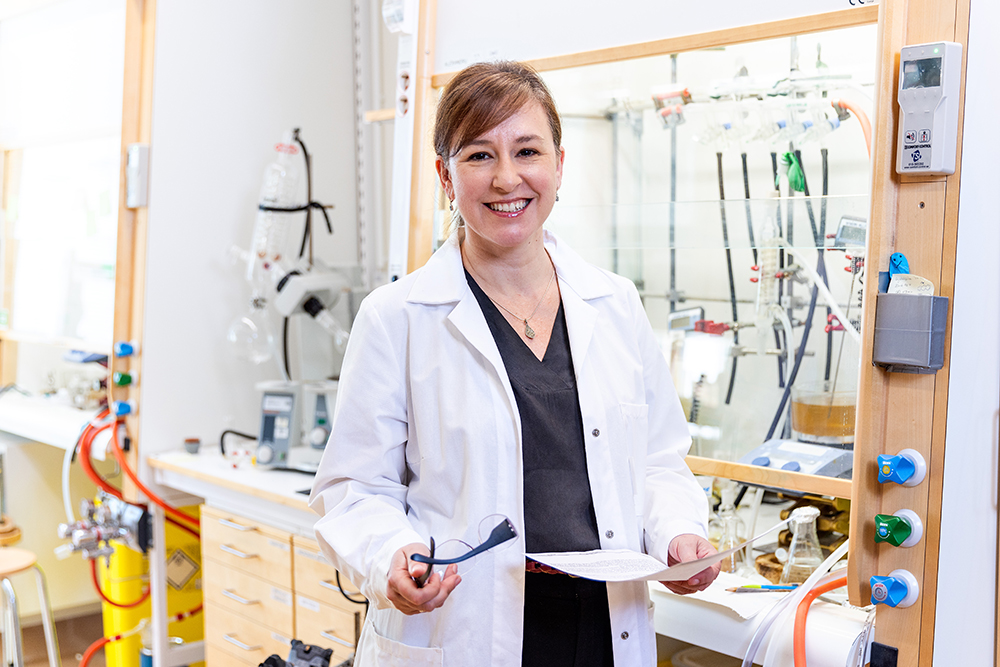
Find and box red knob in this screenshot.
[750,277,759,283]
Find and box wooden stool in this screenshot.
[0,548,59,667]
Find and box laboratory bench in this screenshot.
[148,448,870,667]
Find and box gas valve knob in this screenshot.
[870,569,919,608]
[877,448,926,486]
[874,509,923,547]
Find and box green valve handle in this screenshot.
[873,509,922,548]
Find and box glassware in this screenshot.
[791,381,857,445]
[717,487,746,574]
[781,506,824,584]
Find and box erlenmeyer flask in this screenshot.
[780,506,824,584]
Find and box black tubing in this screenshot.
[741,153,757,265]
[717,153,739,405]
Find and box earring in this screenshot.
[555,193,560,202]
[449,200,454,211]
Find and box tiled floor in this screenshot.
[21,613,105,667]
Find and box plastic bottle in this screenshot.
[781,505,824,584]
[717,487,746,573]
[247,130,301,293]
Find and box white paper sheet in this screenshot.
[527,519,789,582]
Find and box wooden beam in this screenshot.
[0,150,21,386]
[405,0,439,273]
[363,108,395,124]
[686,456,852,499]
[846,0,971,665]
[431,6,878,88]
[115,0,155,500]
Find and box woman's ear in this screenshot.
[435,155,454,200]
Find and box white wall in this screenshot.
[933,0,1000,661]
[139,0,358,471]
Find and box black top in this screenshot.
[466,270,601,554]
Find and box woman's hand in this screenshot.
[660,534,721,595]
[386,542,462,615]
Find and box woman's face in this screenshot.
[437,101,564,255]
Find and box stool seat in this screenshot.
[0,549,36,577]
[0,546,58,667]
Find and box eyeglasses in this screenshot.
[411,515,518,588]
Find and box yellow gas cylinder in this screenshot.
[99,505,204,667]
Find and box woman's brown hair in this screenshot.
[434,61,561,234]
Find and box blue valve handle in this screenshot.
[878,453,916,485]
[870,574,910,607]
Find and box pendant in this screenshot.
[524,321,536,339]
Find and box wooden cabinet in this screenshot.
[202,505,295,665]
[292,535,367,664]
[201,506,366,667]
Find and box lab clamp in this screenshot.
[56,492,151,563]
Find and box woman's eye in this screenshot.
[467,152,491,161]
[518,148,539,157]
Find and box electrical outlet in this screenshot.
[870,642,898,667]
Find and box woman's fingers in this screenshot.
[386,544,462,615]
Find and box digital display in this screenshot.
[834,217,868,248]
[901,57,942,89]
[262,393,294,412]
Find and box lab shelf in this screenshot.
[0,393,110,457]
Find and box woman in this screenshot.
[310,61,719,667]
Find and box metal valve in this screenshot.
[56,492,151,563]
[874,509,923,547]
[870,569,919,608]
[877,448,927,486]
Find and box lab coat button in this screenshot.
[592,428,600,437]
[605,530,614,539]
[620,631,629,640]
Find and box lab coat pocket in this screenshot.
[359,615,444,666]
[620,403,650,530]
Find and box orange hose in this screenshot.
[794,573,848,667]
[79,423,122,499]
[832,99,871,158]
[109,422,200,528]
[79,636,109,667]
[90,560,150,608]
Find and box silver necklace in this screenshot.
[465,252,556,340]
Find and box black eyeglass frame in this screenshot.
[410,517,518,588]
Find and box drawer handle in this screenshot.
[220,544,258,559]
[222,589,259,605]
[319,631,354,649]
[224,634,261,652]
[319,580,345,594]
[219,518,258,532]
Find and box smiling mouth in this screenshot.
[486,199,530,213]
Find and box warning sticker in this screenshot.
[166,549,199,591]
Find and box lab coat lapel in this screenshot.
[559,282,598,372]
[407,234,516,412]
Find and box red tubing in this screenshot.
[79,636,109,667]
[793,573,848,667]
[109,422,200,528]
[79,422,122,499]
[90,560,150,609]
[832,99,872,158]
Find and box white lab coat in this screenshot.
[309,230,708,666]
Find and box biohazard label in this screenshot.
[901,143,932,170]
[166,549,199,591]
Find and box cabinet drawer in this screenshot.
[205,641,256,667]
[205,604,291,666]
[296,595,359,652]
[292,536,366,615]
[201,505,292,588]
[203,557,293,635]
